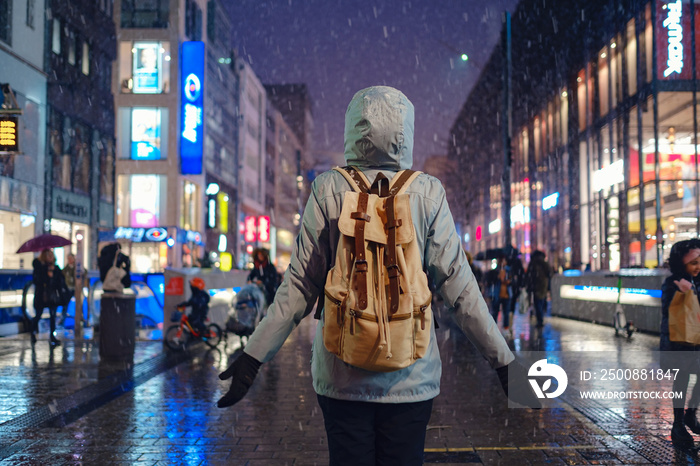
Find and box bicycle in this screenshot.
[164,306,222,351]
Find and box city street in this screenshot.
[0,308,698,465]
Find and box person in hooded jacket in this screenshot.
[660,239,700,446]
[178,277,210,334]
[216,86,539,465]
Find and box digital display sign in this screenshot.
[180,41,204,174]
[0,116,19,152]
[132,42,162,93]
[131,108,161,160]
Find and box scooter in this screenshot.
[613,277,634,339]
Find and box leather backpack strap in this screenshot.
[389,170,421,196]
[334,166,370,193]
[350,192,370,310]
[385,194,401,314]
[369,172,390,197]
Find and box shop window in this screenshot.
[100,138,115,202]
[118,41,171,94]
[626,19,637,96]
[116,174,166,228]
[533,119,541,163]
[130,108,163,160]
[73,123,90,194]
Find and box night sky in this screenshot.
[226,0,521,169]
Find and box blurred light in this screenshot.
[246,245,253,254]
[76,233,84,241]
[601,52,607,58]
[464,233,470,243]
[218,234,227,252]
[166,237,175,247]
[611,42,617,49]
[475,225,482,241]
[577,77,582,82]
[206,183,220,195]
[461,53,469,61]
[561,91,568,98]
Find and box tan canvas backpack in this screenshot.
[322,166,433,372]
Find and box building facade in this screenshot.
[450,0,700,272]
[45,0,116,270]
[110,0,211,272]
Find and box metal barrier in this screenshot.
[551,269,668,333]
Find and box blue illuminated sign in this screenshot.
[180,41,205,175]
[542,192,559,211]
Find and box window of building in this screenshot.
[81,42,90,75]
[625,18,637,96]
[52,18,61,54]
[181,180,200,230]
[644,4,653,84]
[118,41,170,94]
[598,47,610,117]
[130,108,162,160]
[121,0,169,29]
[116,174,166,228]
[0,0,11,45]
[185,0,203,40]
[67,29,76,65]
[72,123,90,194]
[117,107,169,160]
[26,0,34,29]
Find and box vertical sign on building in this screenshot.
[656,0,691,80]
[180,41,205,174]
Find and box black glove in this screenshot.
[496,361,542,409]
[217,352,262,408]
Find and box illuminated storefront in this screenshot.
[452,0,700,271]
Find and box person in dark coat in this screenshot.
[98,243,131,292]
[31,248,65,346]
[525,250,553,328]
[505,246,525,318]
[178,277,210,334]
[247,248,280,306]
[660,239,700,446]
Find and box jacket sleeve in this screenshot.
[424,183,514,369]
[243,180,331,363]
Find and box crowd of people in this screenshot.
[468,247,554,337]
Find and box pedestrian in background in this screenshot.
[31,248,65,346]
[247,248,281,307]
[660,239,700,446]
[525,250,553,328]
[505,246,525,318]
[61,253,76,325]
[488,254,513,336]
[465,251,483,294]
[216,86,539,465]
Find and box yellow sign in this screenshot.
[0,116,18,152]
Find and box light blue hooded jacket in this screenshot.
[244,86,514,402]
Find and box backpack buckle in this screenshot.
[355,260,368,273]
[386,263,400,278]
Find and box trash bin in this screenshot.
[99,293,136,361]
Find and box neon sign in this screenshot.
[180,41,205,174]
[663,0,683,77]
[542,192,560,211]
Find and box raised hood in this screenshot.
[343,86,414,170]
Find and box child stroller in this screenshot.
[225,284,266,345]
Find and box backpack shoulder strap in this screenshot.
[334,166,371,193]
[388,170,421,196]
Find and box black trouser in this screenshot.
[31,305,58,337]
[317,394,433,466]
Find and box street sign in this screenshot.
[0,116,19,153]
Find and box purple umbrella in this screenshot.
[16,233,72,253]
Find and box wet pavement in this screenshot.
[1,309,700,465]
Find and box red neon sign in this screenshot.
[475,225,482,241]
[258,216,270,242]
[244,216,257,242]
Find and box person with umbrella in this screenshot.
[31,248,66,345]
